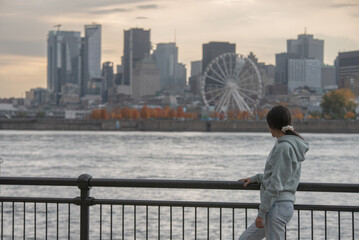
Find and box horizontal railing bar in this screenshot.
[0,176,359,193]
[0,177,78,186]
[92,199,260,208]
[0,196,77,204]
[296,183,359,193]
[89,179,257,190]
[295,204,359,212]
[90,179,359,193]
[91,199,359,212]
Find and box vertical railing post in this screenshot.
[77,174,93,240]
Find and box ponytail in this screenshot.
[267,105,304,140]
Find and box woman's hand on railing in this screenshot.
[238,177,252,188]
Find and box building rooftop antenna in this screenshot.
[54,24,62,32]
[174,29,177,44]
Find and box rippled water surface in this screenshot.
[1,130,358,239]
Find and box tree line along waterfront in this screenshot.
[89,88,357,121]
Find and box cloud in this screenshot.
[136,16,149,19]
[90,8,131,14]
[137,4,159,9]
[330,3,359,8]
[0,40,45,57]
[103,48,120,55]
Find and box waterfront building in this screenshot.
[132,58,160,100]
[287,33,324,63]
[82,24,102,97]
[287,59,321,92]
[338,50,359,96]
[202,41,235,72]
[25,88,52,107]
[123,28,151,87]
[153,43,178,90]
[47,30,81,102]
[60,83,80,105]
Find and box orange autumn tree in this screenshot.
[344,111,356,119]
[227,111,236,120]
[100,108,109,120]
[140,105,151,119]
[176,106,185,119]
[257,109,269,120]
[291,108,304,120]
[163,106,170,119]
[91,109,101,119]
[121,107,132,120]
[168,108,177,119]
[321,88,356,119]
[132,109,140,120]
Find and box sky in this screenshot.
[0,0,358,98]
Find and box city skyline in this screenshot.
[0,0,359,98]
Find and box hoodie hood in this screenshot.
[278,135,309,162]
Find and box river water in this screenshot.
[0,130,358,239]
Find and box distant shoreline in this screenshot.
[1,118,359,133]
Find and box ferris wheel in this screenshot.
[200,53,262,114]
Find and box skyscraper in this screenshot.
[153,43,178,90]
[132,58,160,100]
[287,34,324,63]
[189,60,202,96]
[102,62,114,102]
[202,42,236,72]
[202,42,236,93]
[287,59,322,92]
[47,30,81,102]
[176,63,187,89]
[82,24,102,96]
[338,50,359,96]
[275,52,297,85]
[123,28,151,86]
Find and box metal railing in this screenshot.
[0,174,358,239]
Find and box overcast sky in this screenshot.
[0,0,358,98]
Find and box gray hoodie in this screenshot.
[250,135,309,218]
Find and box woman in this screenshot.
[238,105,309,240]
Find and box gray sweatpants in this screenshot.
[238,201,294,240]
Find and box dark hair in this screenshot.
[266,105,304,140]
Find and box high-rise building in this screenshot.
[153,43,178,90]
[274,53,297,85]
[338,50,359,96]
[190,61,202,77]
[176,63,187,89]
[287,34,324,63]
[132,58,160,100]
[189,61,202,96]
[102,62,114,102]
[202,42,236,92]
[287,59,321,92]
[202,41,236,72]
[47,30,82,101]
[321,65,336,90]
[123,28,151,86]
[82,24,102,96]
